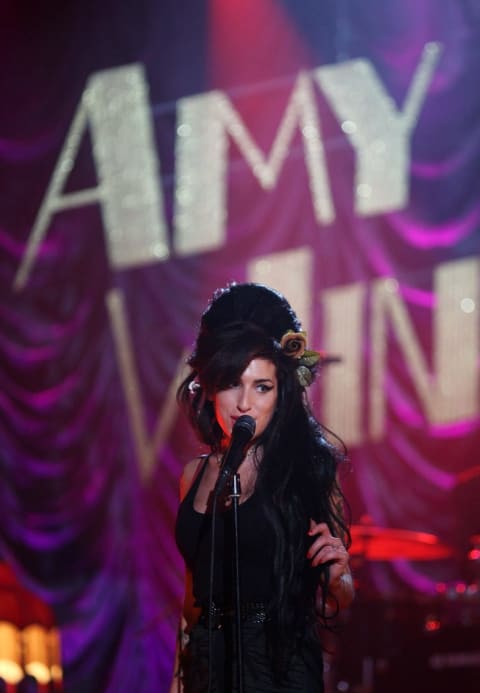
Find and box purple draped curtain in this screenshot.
[1,1,479,691]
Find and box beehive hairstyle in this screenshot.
[200,282,301,340]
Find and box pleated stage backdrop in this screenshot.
[1,1,479,691]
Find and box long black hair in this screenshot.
[177,283,350,672]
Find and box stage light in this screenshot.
[0,622,23,684]
[23,624,51,684]
[0,562,64,689]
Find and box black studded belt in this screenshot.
[198,601,269,629]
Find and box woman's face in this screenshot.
[213,358,278,442]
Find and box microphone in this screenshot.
[213,415,256,497]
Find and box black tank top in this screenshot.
[175,457,276,606]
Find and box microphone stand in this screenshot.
[230,472,244,693]
[207,417,255,692]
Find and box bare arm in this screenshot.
[169,459,204,692]
[169,569,201,693]
[307,519,354,610]
[307,482,354,611]
[169,614,187,693]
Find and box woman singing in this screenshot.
[171,282,353,692]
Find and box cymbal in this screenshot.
[350,525,454,561]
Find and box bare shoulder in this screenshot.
[179,455,207,500]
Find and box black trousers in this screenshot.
[181,622,324,693]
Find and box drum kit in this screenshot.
[326,520,480,693]
[349,522,456,562]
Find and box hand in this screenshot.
[169,675,183,693]
[307,520,351,597]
